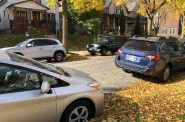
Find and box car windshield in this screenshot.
[16,41,26,47]
[7,53,69,76]
[124,39,157,51]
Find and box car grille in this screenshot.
[88,44,94,48]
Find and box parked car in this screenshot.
[0,38,67,62]
[0,51,104,122]
[87,35,129,56]
[115,36,184,81]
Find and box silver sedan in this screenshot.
[0,51,104,122]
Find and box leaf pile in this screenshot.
[93,72,185,121]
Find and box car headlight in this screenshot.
[88,83,101,90]
[94,44,99,48]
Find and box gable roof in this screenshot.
[7,0,49,10]
[126,0,140,12]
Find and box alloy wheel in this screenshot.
[69,106,89,122]
[163,67,170,81]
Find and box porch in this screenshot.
[7,1,52,34]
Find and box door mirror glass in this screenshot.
[26,43,33,48]
[41,81,50,94]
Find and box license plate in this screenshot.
[126,55,137,62]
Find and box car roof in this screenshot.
[130,36,178,42]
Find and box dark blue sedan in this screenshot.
[115,37,184,81]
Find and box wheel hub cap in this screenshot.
[163,67,170,81]
[69,106,88,122]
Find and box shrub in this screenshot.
[0,34,24,48]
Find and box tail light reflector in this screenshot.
[118,48,123,54]
[145,54,161,61]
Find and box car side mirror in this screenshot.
[41,81,51,94]
[26,43,32,48]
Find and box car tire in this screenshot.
[47,59,52,62]
[90,52,96,56]
[111,50,116,54]
[54,51,64,62]
[122,68,130,73]
[61,101,93,122]
[100,47,107,56]
[157,65,171,82]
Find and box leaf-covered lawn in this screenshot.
[93,72,185,121]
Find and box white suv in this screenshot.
[1,38,67,62]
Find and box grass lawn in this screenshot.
[92,72,185,122]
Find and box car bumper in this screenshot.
[87,47,100,54]
[115,56,158,76]
[93,90,104,116]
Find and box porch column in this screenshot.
[45,10,48,32]
[107,16,110,30]
[113,18,116,31]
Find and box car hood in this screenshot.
[61,66,97,84]
[0,47,15,51]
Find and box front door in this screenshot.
[32,11,40,28]
[0,64,56,122]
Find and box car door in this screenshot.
[177,42,185,69]
[25,39,43,59]
[166,41,183,70]
[0,64,57,122]
[107,37,116,50]
[40,39,58,57]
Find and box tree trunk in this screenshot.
[148,16,154,36]
[181,14,184,38]
[62,0,68,48]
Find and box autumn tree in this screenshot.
[134,14,141,35]
[119,11,126,35]
[46,0,104,48]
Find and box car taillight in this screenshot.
[145,54,161,61]
[118,48,123,54]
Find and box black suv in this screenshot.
[87,35,129,56]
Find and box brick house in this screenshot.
[102,0,147,35]
[156,10,181,37]
[0,0,60,34]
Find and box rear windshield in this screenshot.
[123,39,157,51]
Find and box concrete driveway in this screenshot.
[55,56,137,93]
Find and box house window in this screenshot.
[16,10,27,20]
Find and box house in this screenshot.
[156,10,181,37]
[0,0,60,34]
[102,0,147,35]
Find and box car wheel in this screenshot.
[90,52,96,56]
[158,65,171,82]
[122,68,130,73]
[54,51,64,62]
[47,59,52,62]
[61,101,93,122]
[100,48,107,56]
[111,50,116,54]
